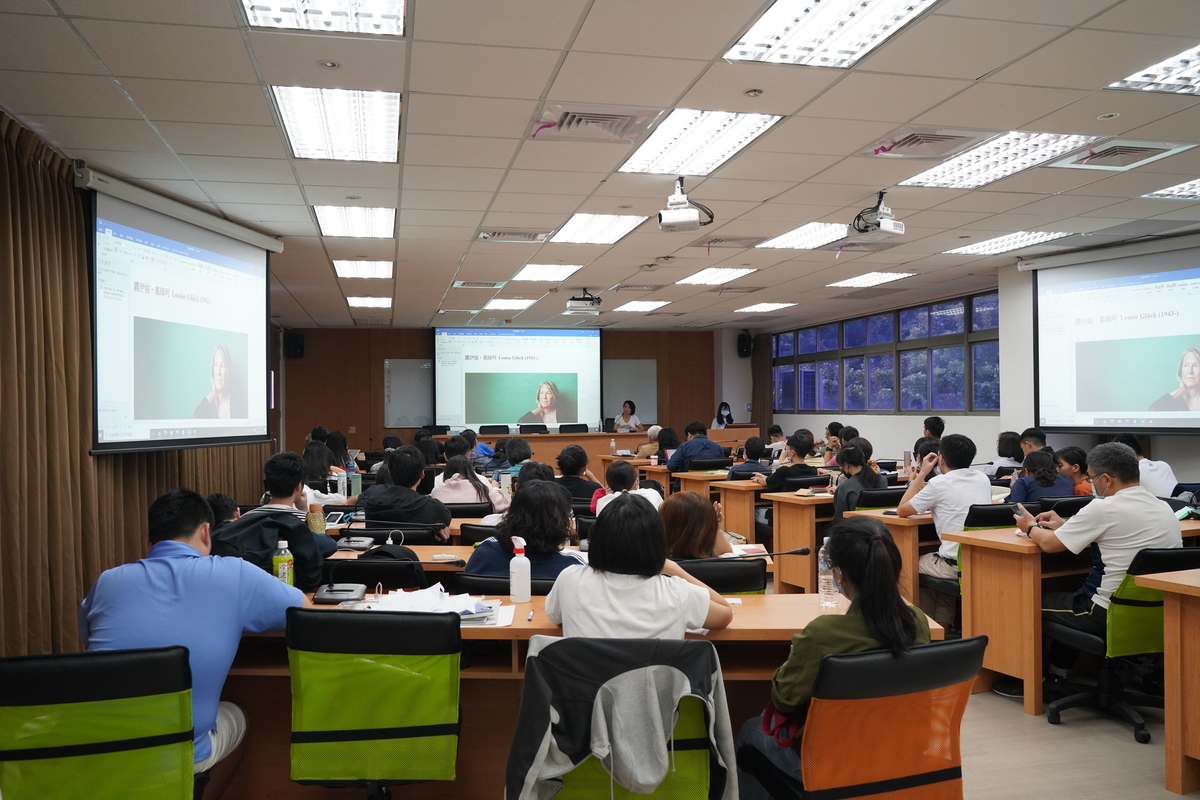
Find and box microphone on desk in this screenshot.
[674,547,810,564]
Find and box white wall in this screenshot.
[715,329,753,423]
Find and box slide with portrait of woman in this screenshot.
[464,373,578,424]
[1075,335,1200,414]
[132,317,249,420]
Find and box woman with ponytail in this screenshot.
[736,517,930,799]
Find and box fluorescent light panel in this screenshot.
[1110,45,1200,95]
[484,298,535,310]
[347,296,391,308]
[242,0,404,36]
[511,264,585,281]
[614,300,670,312]
[758,222,848,249]
[1143,178,1200,201]
[826,272,914,288]
[944,231,1073,256]
[736,302,796,312]
[272,86,399,162]
[618,109,781,176]
[676,268,757,285]
[333,260,393,278]
[314,206,395,238]
[900,131,1103,189]
[726,0,940,69]
[550,214,647,244]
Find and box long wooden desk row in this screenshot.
[434,428,757,465]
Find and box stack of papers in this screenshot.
[367,584,514,626]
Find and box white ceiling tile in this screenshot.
[395,225,476,241]
[679,61,842,116]
[324,239,397,260]
[1122,106,1200,142]
[403,134,520,168]
[979,167,1103,194]
[798,74,972,123]
[156,122,287,159]
[73,20,258,83]
[3,1,54,14]
[403,94,540,138]
[987,30,1199,90]
[863,16,1067,80]
[592,172,685,198]
[0,14,103,74]
[963,213,1062,232]
[134,179,209,204]
[0,71,136,118]
[1072,170,1198,197]
[249,30,406,93]
[1086,198,1189,218]
[684,178,793,202]
[398,209,485,228]
[304,186,398,207]
[572,0,763,59]
[293,161,399,188]
[219,203,313,223]
[414,0,587,48]
[400,190,494,210]
[120,78,275,125]
[935,191,1043,212]
[482,211,568,228]
[1014,194,1126,218]
[499,170,607,195]
[1149,203,1200,220]
[773,182,886,207]
[409,42,559,100]
[527,242,612,263]
[714,152,840,183]
[903,209,997,228]
[871,186,970,210]
[71,149,191,180]
[21,115,165,152]
[1084,0,1200,37]
[1029,215,1134,233]
[914,83,1086,130]
[574,196,661,216]
[490,193,586,213]
[548,52,707,107]
[1027,91,1199,136]
[808,156,927,187]
[753,117,898,156]
[200,182,306,205]
[402,165,505,192]
[736,203,837,223]
[259,220,320,236]
[511,140,631,173]
[56,0,237,26]
[181,155,295,183]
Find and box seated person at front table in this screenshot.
[736,518,930,800]
[369,434,403,474]
[430,455,510,513]
[983,430,1024,477]
[1113,432,1179,498]
[832,442,888,520]
[765,424,787,456]
[1000,442,1183,698]
[518,379,563,425]
[360,446,452,541]
[820,421,843,465]
[460,428,496,469]
[615,399,642,432]
[1019,426,1053,457]
[1150,345,1200,411]
[1005,450,1074,504]
[824,425,858,467]
[301,441,353,507]
[728,436,771,481]
[661,490,733,560]
[498,437,534,476]
[656,426,680,459]
[751,433,818,492]
[906,437,940,483]
[1055,446,1093,496]
[214,452,333,588]
[635,424,662,458]
[545,493,733,638]
[712,401,734,430]
[923,415,945,442]
[479,461,555,526]
[414,427,445,463]
[83,490,304,795]
[206,492,240,532]
[325,430,357,475]
[592,459,664,514]
[556,444,603,502]
[356,455,394,509]
[464,481,585,578]
[666,421,725,473]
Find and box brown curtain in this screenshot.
[0,112,271,657]
[750,333,773,431]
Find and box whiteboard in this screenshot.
[602,359,657,424]
[384,359,434,427]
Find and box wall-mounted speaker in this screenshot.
[283,331,304,359]
[737,332,753,359]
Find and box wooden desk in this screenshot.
[640,464,672,496]
[1135,568,1200,794]
[346,517,486,540]
[761,492,834,594]
[327,544,476,563]
[712,480,761,543]
[843,509,933,603]
[436,432,647,463]
[595,454,651,475]
[677,470,733,497]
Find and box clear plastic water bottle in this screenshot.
[609,438,616,455]
[818,538,838,608]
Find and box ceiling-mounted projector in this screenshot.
[658,177,715,233]
[565,289,602,315]
[850,190,904,241]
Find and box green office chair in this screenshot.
[0,645,195,800]
[286,607,462,799]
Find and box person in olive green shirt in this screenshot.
[737,518,931,800]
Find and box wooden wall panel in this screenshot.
[602,330,715,431]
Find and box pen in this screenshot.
[527,610,535,622]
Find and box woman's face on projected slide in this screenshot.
[211,347,228,394]
[537,383,556,410]
[1181,350,1200,391]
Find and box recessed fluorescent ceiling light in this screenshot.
[736,302,796,312]
[676,267,758,285]
[614,300,671,312]
[484,298,535,310]
[1143,178,1200,201]
[242,0,405,36]
[511,264,585,281]
[550,214,647,244]
[618,109,781,176]
[272,86,400,162]
[726,0,939,69]
[944,231,1073,256]
[900,131,1103,189]
[314,206,395,238]
[1110,45,1200,94]
[347,296,392,308]
[758,223,848,249]
[333,260,393,279]
[827,272,915,288]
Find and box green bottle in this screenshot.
[272,540,294,586]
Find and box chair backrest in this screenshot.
[1039,495,1092,518]
[721,446,733,457]
[876,460,897,472]
[415,465,437,495]
[429,425,450,435]
[993,466,1018,479]
[689,457,733,472]
[459,522,499,546]
[1105,548,1200,658]
[479,424,509,435]
[570,501,594,519]
[576,516,596,540]
[519,423,548,435]
[444,501,493,519]
[856,487,908,510]
[320,503,357,517]
[886,472,900,486]
[783,474,831,491]
[454,573,557,596]
[0,646,195,799]
[963,503,1017,530]
[1173,482,1200,497]
[799,637,987,799]
[602,417,616,432]
[678,558,767,594]
[237,504,259,516]
[286,607,461,784]
[1160,496,1189,512]
[559,423,589,434]
[357,523,440,546]
[330,558,429,590]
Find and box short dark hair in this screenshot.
[923,416,945,438]
[767,424,784,438]
[415,438,442,466]
[787,432,813,459]
[515,461,555,489]
[302,441,337,482]
[997,431,1022,460]
[657,427,680,450]
[744,436,766,461]
[845,437,874,461]
[939,434,976,471]
[264,452,306,498]
[205,492,238,524]
[556,444,589,476]
[149,489,214,545]
[623,399,636,414]
[588,492,666,577]
[1088,442,1140,483]
[388,445,427,487]
[310,426,328,443]
[1020,427,1047,448]
[443,435,470,459]
[382,434,403,450]
[1023,450,1059,487]
[916,438,940,461]
[684,420,707,437]
[826,421,843,437]
[838,426,859,442]
[1055,445,1088,474]
[505,437,532,464]
[497,480,571,555]
[1112,433,1143,456]
[461,429,478,448]
[605,459,638,492]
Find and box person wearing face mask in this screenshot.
[994,442,1182,699]
[735,518,930,800]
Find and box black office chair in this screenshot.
[856,487,908,509]
[416,465,438,495]
[331,558,429,591]
[602,417,616,433]
[994,466,1019,479]
[454,573,557,596]
[782,475,831,491]
[237,504,259,515]
[721,447,732,457]
[458,523,498,546]
[1040,496,1093,518]
[346,525,440,546]
[689,457,733,471]
[875,460,897,472]
[428,425,450,435]
[559,423,589,434]
[575,516,596,540]
[570,501,594,519]
[479,424,509,435]
[519,424,548,435]
[886,473,900,486]
[321,503,358,516]
[444,501,493,518]
[1172,482,1200,498]
[678,558,767,594]
[1160,496,1189,512]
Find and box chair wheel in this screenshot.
[1047,711,1060,725]
[1135,729,1151,744]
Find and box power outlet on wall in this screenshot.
[348,426,356,433]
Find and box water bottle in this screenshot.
[335,470,347,497]
[273,540,294,586]
[609,438,616,455]
[509,536,531,604]
[818,538,838,608]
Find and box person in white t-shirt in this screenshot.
[1113,433,1178,497]
[614,400,643,433]
[594,459,662,515]
[545,492,733,639]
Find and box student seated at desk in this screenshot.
[765,424,787,456]
[465,481,585,578]
[736,518,931,800]
[983,430,1024,477]
[206,493,240,532]
[1005,450,1074,504]
[360,446,452,541]
[1114,432,1179,498]
[634,425,661,459]
[369,434,403,474]
[666,421,725,473]
[655,426,680,460]
[592,459,663,514]
[661,491,733,559]
[1055,446,1092,496]
[832,443,887,520]
[728,436,771,481]
[479,461,555,526]
[556,444,603,502]
[432,435,470,488]
[546,493,733,638]
[301,441,354,506]
[497,437,534,477]
[906,437,940,483]
[430,455,510,512]
[414,428,444,465]
[750,433,817,492]
[1020,427,1053,457]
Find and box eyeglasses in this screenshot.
[1085,473,1110,484]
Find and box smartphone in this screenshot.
[325,511,343,525]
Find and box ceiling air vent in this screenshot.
[862,125,1001,158]
[477,229,552,243]
[691,236,767,249]
[452,280,506,289]
[815,239,903,254]
[353,317,391,326]
[573,318,617,328]
[610,284,662,292]
[1049,139,1195,171]
[708,286,761,294]
[530,103,669,144]
[645,312,683,317]
[680,321,722,328]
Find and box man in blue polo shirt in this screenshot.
[666,421,725,474]
[81,489,303,798]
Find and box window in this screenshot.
[798,362,816,410]
[774,364,795,410]
[844,357,866,410]
[818,360,839,410]
[867,353,895,410]
[931,346,965,410]
[798,328,816,354]
[973,342,1000,410]
[972,293,999,331]
[900,306,928,341]
[771,335,778,358]
[843,318,866,349]
[817,324,838,352]
[930,300,965,336]
[777,331,794,358]
[900,350,928,410]
[868,314,893,345]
